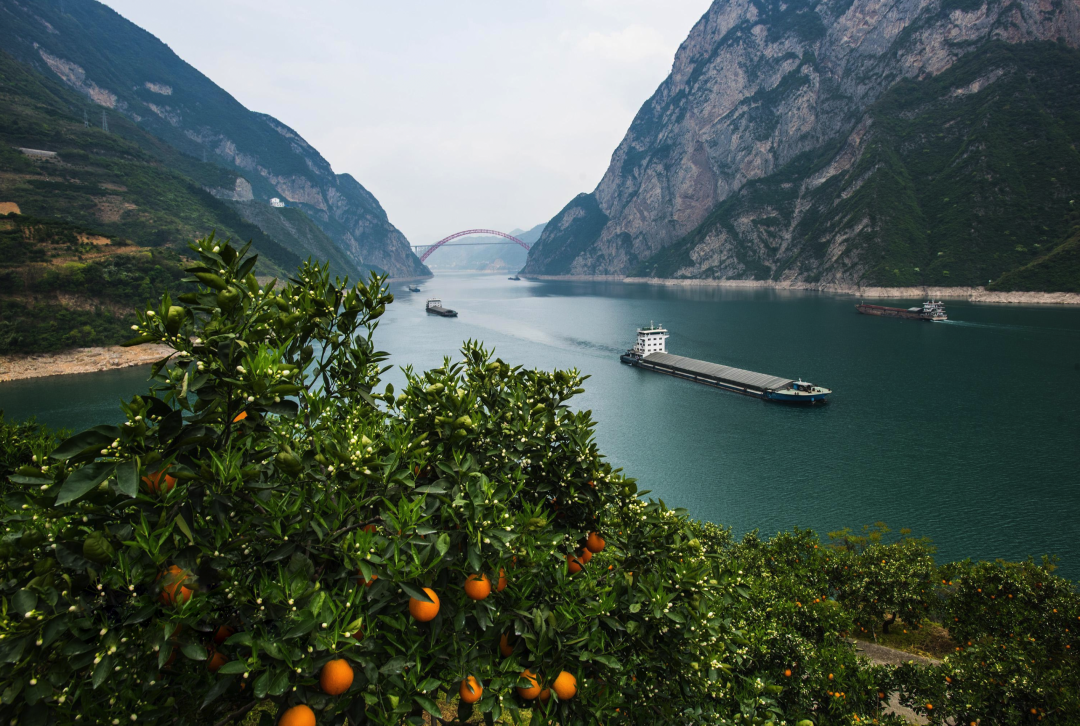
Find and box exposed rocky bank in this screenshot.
[0,344,171,383]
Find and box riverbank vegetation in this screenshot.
[0,237,1076,725]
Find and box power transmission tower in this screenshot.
[83,110,89,128]
[101,111,109,133]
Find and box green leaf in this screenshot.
[592,654,621,669]
[174,515,195,545]
[50,430,113,461]
[268,669,290,697]
[123,604,157,625]
[116,459,138,498]
[398,582,434,603]
[55,461,115,506]
[253,669,271,699]
[414,695,442,719]
[120,334,158,347]
[217,660,247,675]
[435,533,450,558]
[225,632,253,647]
[13,590,36,616]
[181,642,207,661]
[92,655,114,688]
[417,677,442,693]
[379,656,408,674]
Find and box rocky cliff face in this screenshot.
[0,0,429,279]
[524,0,1080,283]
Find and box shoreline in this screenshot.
[0,343,173,383]
[523,275,1080,305]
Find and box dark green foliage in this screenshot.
[634,42,1080,291]
[989,225,1080,292]
[0,412,66,482]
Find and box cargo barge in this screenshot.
[856,300,947,321]
[425,298,458,317]
[622,324,829,401]
[619,325,830,404]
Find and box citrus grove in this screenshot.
[0,236,1077,725]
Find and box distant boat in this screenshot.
[508,275,521,281]
[407,285,421,292]
[425,298,457,317]
[856,300,947,321]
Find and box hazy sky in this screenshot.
[97,0,712,244]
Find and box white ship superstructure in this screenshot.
[632,323,668,357]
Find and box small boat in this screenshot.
[425,298,457,317]
[856,300,947,321]
[508,275,521,281]
[407,285,421,292]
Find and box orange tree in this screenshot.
[894,558,1080,724]
[824,523,936,639]
[0,237,752,726]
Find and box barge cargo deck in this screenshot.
[619,324,830,404]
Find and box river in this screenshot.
[2,272,1079,576]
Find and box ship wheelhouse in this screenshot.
[632,323,668,357]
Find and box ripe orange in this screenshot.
[143,469,176,496]
[517,670,541,700]
[784,669,792,677]
[207,649,228,672]
[158,565,192,606]
[356,570,378,587]
[552,671,577,700]
[362,524,377,534]
[278,704,315,726]
[460,676,483,704]
[232,411,248,423]
[497,568,508,592]
[409,588,441,622]
[588,480,596,488]
[320,658,354,695]
[578,548,593,565]
[585,532,606,553]
[464,573,492,601]
[213,626,234,645]
[499,633,514,658]
[539,689,551,702]
[566,555,582,575]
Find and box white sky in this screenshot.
[98,0,712,244]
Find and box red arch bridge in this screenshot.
[412,229,530,263]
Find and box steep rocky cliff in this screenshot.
[0,0,429,279]
[524,0,1080,287]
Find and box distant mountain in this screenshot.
[425,223,545,272]
[523,0,1080,292]
[0,0,429,279]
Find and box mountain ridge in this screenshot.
[523,0,1080,292]
[0,0,429,278]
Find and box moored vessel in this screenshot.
[425,298,457,317]
[408,285,421,292]
[856,300,947,321]
[619,324,830,404]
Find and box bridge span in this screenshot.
[412,229,530,263]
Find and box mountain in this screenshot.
[0,0,429,279]
[523,0,1080,291]
[0,49,304,274]
[425,223,545,272]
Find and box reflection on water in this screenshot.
[3,272,1079,576]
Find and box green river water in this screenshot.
[2,273,1079,576]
